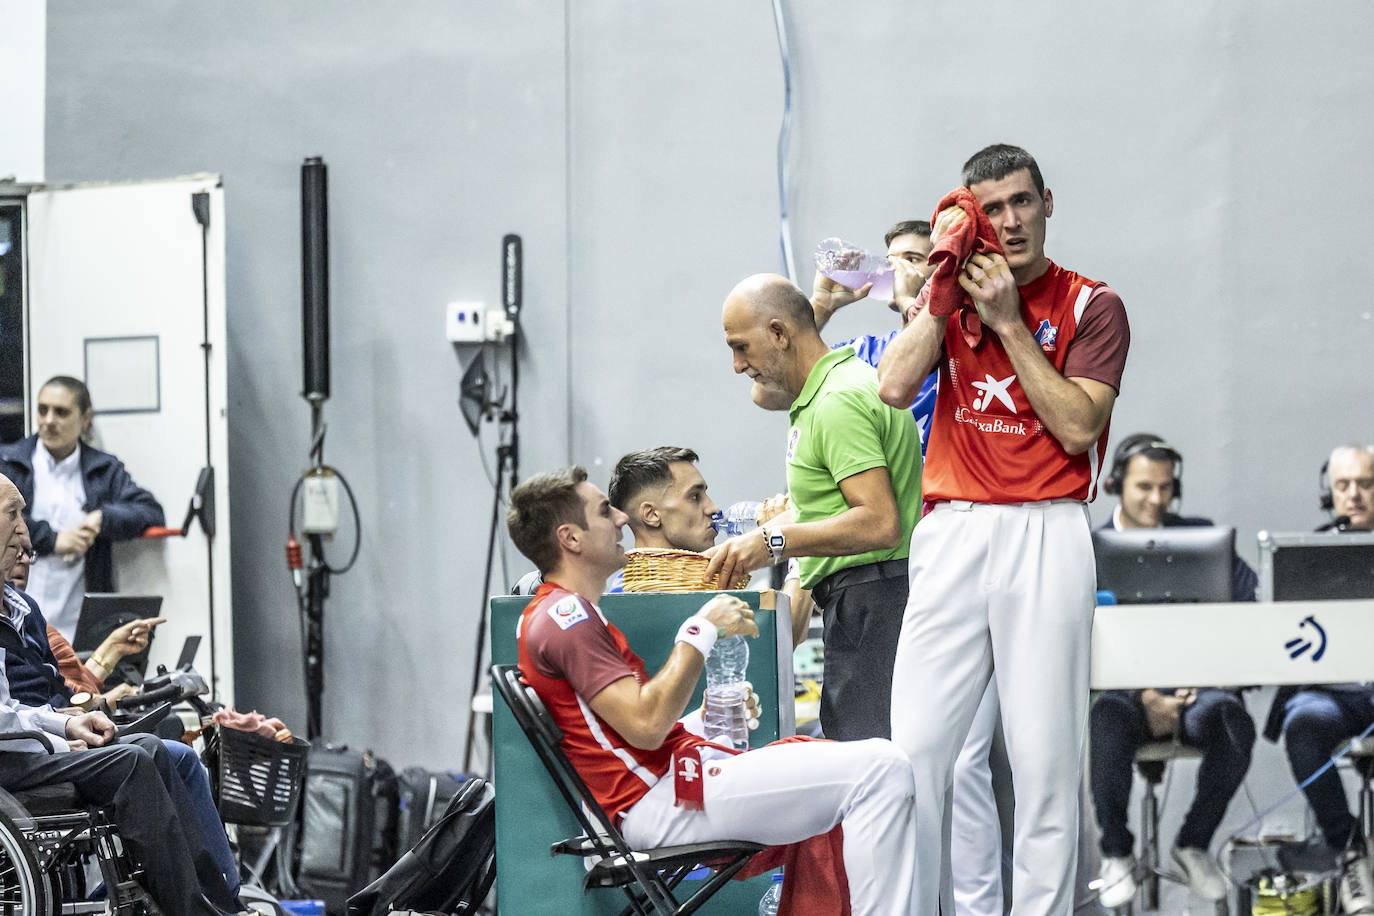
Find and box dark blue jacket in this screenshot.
[0,588,74,709]
[0,435,165,593]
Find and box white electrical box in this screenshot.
[447,301,486,343]
[301,470,341,535]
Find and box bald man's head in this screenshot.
[1328,445,1374,530]
[726,273,817,331]
[722,273,828,410]
[0,475,25,581]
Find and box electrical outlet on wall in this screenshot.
[446,301,485,343]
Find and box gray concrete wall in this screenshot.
[46,0,572,767]
[43,2,1374,898]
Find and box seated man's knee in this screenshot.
[1283,693,1341,744]
[861,739,916,796]
[1194,694,1255,748]
[123,733,172,766]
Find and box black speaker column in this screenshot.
[301,157,330,404]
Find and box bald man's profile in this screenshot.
[713,272,923,742]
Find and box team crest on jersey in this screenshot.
[1034,320,1058,352]
[547,596,589,630]
[786,426,801,462]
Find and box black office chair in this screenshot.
[490,664,764,916]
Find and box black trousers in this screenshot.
[812,559,908,741]
[0,738,232,915]
[1089,688,1255,857]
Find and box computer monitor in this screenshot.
[1093,527,1234,604]
[1257,531,1374,601]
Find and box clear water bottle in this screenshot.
[713,500,762,537]
[703,634,750,750]
[758,871,783,915]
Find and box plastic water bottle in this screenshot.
[758,871,783,915]
[713,500,762,537]
[703,634,750,750]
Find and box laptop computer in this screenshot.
[174,634,202,671]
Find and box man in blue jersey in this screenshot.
[811,220,938,452]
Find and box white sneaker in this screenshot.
[1341,849,1374,915]
[1171,845,1227,901]
[1097,855,1137,909]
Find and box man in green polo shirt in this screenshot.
[708,273,922,740]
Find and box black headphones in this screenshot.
[1104,433,1183,500]
[1319,458,1334,512]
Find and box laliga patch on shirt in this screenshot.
[1034,319,1058,352]
[786,426,801,462]
[547,596,589,630]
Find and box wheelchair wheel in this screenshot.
[0,807,51,916]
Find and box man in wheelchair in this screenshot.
[506,467,920,915]
[0,473,247,915]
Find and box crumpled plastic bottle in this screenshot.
[814,237,893,300]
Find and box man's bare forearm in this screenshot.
[778,505,901,558]
[878,309,947,407]
[996,321,1111,455]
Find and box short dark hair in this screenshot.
[884,220,932,247]
[961,144,1045,196]
[609,447,700,515]
[41,375,93,413]
[507,466,589,575]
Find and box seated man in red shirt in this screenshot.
[508,466,919,916]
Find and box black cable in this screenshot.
[322,468,362,575]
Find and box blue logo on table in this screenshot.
[1285,615,1327,661]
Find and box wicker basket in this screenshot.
[621,548,751,592]
[210,727,310,827]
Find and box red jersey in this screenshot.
[921,261,1129,504]
[516,581,705,822]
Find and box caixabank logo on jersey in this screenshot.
[953,372,1029,436]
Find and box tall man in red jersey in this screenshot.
[508,467,920,915]
[877,144,1130,916]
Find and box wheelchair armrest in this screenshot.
[0,730,59,754]
[114,702,174,739]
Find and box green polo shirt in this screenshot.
[787,346,922,589]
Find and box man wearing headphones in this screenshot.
[1318,444,1374,532]
[1262,443,1374,914]
[1090,433,1258,908]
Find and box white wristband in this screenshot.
[675,616,719,660]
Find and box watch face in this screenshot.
[768,534,785,549]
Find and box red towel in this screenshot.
[213,706,293,742]
[734,736,851,916]
[738,824,850,916]
[920,186,1004,347]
